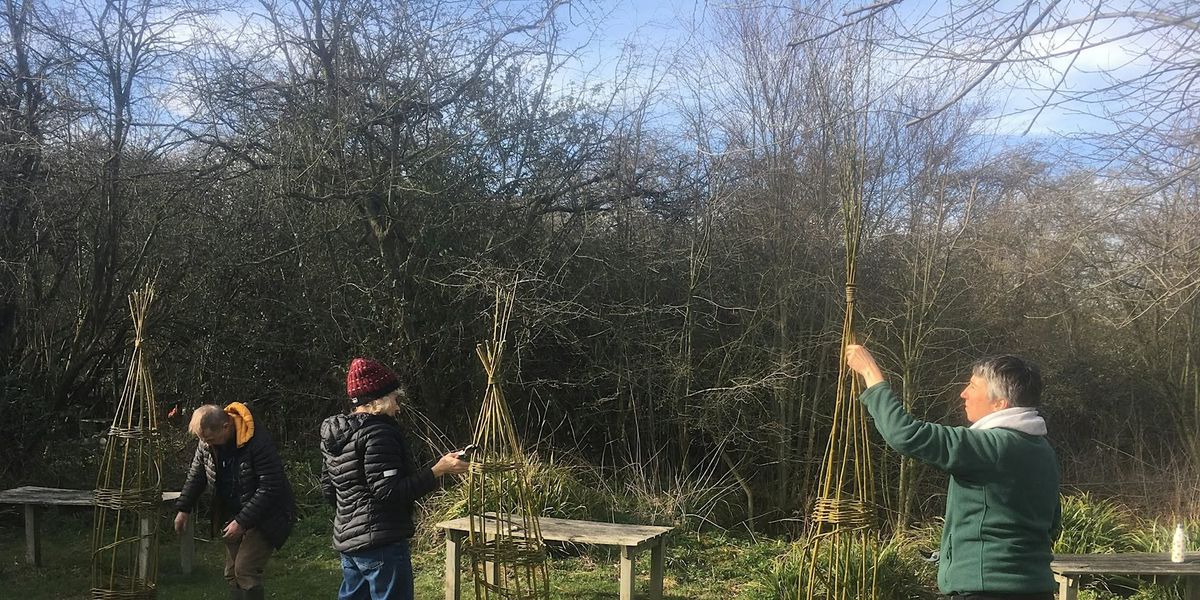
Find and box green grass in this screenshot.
[3,492,1195,599]
[0,506,765,599]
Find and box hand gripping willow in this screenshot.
[91,282,162,599]
[464,285,550,600]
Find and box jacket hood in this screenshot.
[970,406,1048,436]
[224,402,255,447]
[321,413,370,454]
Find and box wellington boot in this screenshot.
[243,586,265,600]
[228,586,245,600]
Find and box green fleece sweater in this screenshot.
[860,382,1061,595]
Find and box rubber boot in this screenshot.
[243,586,265,600]
[229,586,245,600]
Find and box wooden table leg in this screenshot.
[446,530,464,600]
[181,512,194,575]
[1056,574,1078,600]
[620,545,636,600]
[137,513,152,579]
[650,538,665,600]
[24,503,41,566]
[1185,575,1200,600]
[484,533,499,587]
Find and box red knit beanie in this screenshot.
[346,357,401,405]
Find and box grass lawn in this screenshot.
[0,506,777,599]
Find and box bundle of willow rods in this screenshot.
[464,284,550,600]
[91,282,162,599]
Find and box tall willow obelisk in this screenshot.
[464,283,550,600]
[91,282,162,599]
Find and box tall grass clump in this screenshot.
[601,462,742,529]
[418,456,612,545]
[1055,493,1144,554]
[751,534,936,600]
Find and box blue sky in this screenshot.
[551,0,1156,143]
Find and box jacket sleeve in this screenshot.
[233,431,289,529]
[1050,496,1063,543]
[175,443,209,512]
[859,382,1003,477]
[361,427,438,505]
[320,449,337,507]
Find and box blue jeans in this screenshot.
[339,541,413,600]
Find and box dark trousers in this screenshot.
[949,594,1055,600]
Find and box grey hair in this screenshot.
[187,405,230,436]
[971,355,1043,408]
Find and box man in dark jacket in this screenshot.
[321,357,469,600]
[174,402,296,600]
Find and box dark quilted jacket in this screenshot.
[320,413,437,553]
[175,428,296,549]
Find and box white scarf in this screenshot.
[970,407,1047,436]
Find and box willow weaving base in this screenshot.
[795,525,882,600]
[91,282,162,600]
[90,578,157,600]
[465,284,550,600]
[464,535,551,600]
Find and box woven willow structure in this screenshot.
[91,282,162,599]
[464,286,550,600]
[796,51,881,600]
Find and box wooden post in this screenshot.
[1185,575,1200,600]
[24,503,41,566]
[180,512,194,575]
[650,537,666,600]
[484,532,500,587]
[1056,574,1078,600]
[620,545,636,600]
[137,512,152,579]
[445,530,464,600]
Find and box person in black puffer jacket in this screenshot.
[321,357,469,600]
[174,402,296,600]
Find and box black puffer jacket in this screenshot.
[320,413,438,553]
[176,426,296,549]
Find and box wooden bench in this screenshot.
[436,514,673,600]
[0,485,193,575]
[1054,552,1200,600]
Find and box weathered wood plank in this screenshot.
[25,503,41,566]
[619,545,635,600]
[1056,574,1079,600]
[445,530,464,600]
[0,486,180,506]
[650,537,665,600]
[1,486,188,571]
[435,513,673,547]
[1186,576,1200,600]
[1053,553,1200,576]
[181,512,194,575]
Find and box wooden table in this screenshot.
[1054,553,1200,600]
[436,514,673,600]
[0,485,193,575]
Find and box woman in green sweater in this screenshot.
[845,345,1061,600]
